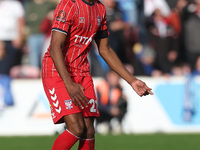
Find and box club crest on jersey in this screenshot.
[56,10,67,22]
[65,100,73,110]
[97,17,101,26]
[79,17,85,23]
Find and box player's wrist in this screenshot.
[63,78,74,88]
[129,77,138,86]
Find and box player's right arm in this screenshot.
[49,31,88,109]
[95,3,153,97]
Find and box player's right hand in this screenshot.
[65,82,88,109]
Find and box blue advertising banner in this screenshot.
[155,76,200,125]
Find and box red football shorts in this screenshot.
[42,75,99,124]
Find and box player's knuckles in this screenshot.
[72,100,78,106]
[76,101,82,108]
[76,99,83,106]
[83,96,88,102]
[80,99,86,104]
[72,98,76,102]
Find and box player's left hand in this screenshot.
[131,79,154,97]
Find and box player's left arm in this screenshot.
[95,37,153,97]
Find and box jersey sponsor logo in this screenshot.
[74,33,96,45]
[56,10,67,23]
[79,17,85,23]
[65,99,73,110]
[97,17,101,26]
[74,44,83,48]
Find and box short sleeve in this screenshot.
[52,1,74,35]
[95,6,109,39]
[99,7,108,32]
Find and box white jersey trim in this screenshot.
[52,28,68,35]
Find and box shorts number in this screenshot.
[89,99,97,113]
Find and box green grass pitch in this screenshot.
[0,133,199,150]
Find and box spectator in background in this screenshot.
[169,0,188,63]
[26,0,56,68]
[116,0,146,62]
[0,0,24,108]
[0,41,22,76]
[117,0,138,26]
[131,42,162,76]
[0,0,25,67]
[117,0,141,63]
[102,0,129,64]
[39,6,55,62]
[182,0,200,70]
[144,0,171,17]
[169,0,188,37]
[0,41,14,110]
[171,62,191,76]
[146,8,178,75]
[8,0,56,79]
[0,74,14,111]
[96,70,127,134]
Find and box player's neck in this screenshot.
[83,0,94,5]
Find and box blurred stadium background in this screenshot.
[1,0,200,149]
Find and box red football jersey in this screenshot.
[42,0,108,78]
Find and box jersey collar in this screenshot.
[82,0,95,6]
